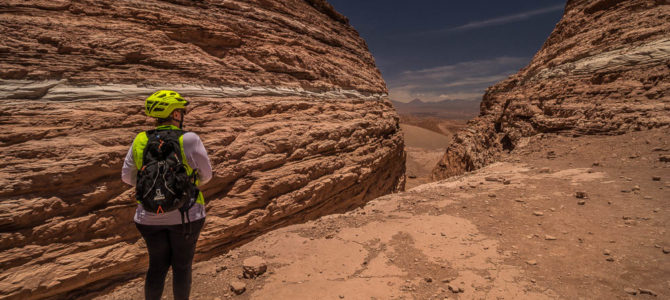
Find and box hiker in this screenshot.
[121,90,212,300]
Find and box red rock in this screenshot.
[0,1,405,299]
[433,0,670,180]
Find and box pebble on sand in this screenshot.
[243,256,268,279]
[230,281,246,295]
[526,260,538,265]
[624,287,637,295]
[575,191,588,199]
[577,200,586,205]
[544,235,557,240]
[533,211,544,216]
[448,283,464,293]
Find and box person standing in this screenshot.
[121,90,212,300]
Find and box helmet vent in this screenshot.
[157,93,166,98]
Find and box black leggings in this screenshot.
[136,219,205,300]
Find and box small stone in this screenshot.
[653,208,660,213]
[606,257,615,262]
[488,193,496,198]
[230,281,246,295]
[448,284,463,293]
[425,277,433,283]
[545,235,557,240]
[526,260,537,265]
[632,185,640,191]
[216,265,227,273]
[485,176,499,182]
[575,191,588,199]
[644,196,653,200]
[663,247,670,254]
[577,200,586,205]
[503,179,511,185]
[515,199,525,203]
[243,256,268,278]
[530,279,536,283]
[659,155,670,162]
[441,232,446,236]
[624,287,637,295]
[592,162,600,166]
[539,167,551,173]
[639,288,658,296]
[652,176,661,181]
[533,211,544,216]
[603,249,611,256]
[339,295,345,299]
[441,278,451,283]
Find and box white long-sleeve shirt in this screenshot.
[122,131,212,225]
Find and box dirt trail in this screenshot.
[99,129,669,299]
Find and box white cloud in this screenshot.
[388,57,529,103]
[426,4,564,34]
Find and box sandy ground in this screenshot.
[400,124,451,189]
[98,128,669,300]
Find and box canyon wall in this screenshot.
[433,0,670,180]
[0,1,405,299]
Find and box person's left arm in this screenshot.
[183,132,212,185]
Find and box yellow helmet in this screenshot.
[145,90,189,118]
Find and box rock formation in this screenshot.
[0,1,405,299]
[433,0,670,180]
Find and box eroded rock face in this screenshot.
[433,0,670,180]
[0,1,405,299]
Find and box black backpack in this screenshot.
[136,129,198,225]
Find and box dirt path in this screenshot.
[99,129,669,299]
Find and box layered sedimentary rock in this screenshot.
[433,0,670,179]
[0,1,405,299]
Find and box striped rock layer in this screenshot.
[0,1,405,299]
[433,0,670,180]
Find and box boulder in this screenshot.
[242,256,267,279]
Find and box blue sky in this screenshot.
[328,0,566,102]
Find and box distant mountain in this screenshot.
[391,99,480,120]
